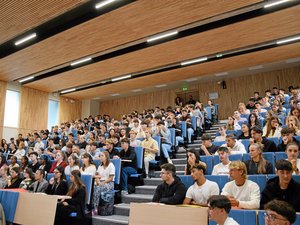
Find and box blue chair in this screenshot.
[266,137,279,146]
[205,107,212,121]
[295,136,300,142]
[42,140,48,149]
[111,158,121,186]
[275,152,287,162]
[206,175,229,191]
[130,146,144,178]
[178,175,193,189]
[229,154,243,162]
[240,139,250,151]
[260,112,267,119]
[263,152,275,173]
[200,155,213,175]
[248,175,267,193]
[94,159,101,168]
[115,147,123,152]
[240,114,249,119]
[153,136,161,157]
[46,173,55,182]
[212,141,226,147]
[258,210,300,225]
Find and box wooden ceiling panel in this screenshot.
[64,42,300,99]
[0,0,88,44]
[26,6,300,92]
[0,0,261,81]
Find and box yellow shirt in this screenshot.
[141,137,159,159]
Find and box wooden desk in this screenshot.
[129,203,208,225]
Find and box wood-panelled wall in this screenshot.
[99,66,300,120]
[59,96,82,123]
[100,89,177,119]
[19,87,48,135]
[0,81,7,139]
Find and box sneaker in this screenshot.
[121,190,129,195]
[167,158,173,164]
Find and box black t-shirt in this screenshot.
[199,144,219,155]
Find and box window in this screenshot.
[4,90,20,128]
[48,100,59,130]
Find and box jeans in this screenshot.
[187,128,194,143]
[176,136,184,146]
[161,143,171,159]
[121,166,137,191]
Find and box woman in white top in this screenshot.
[14,142,26,160]
[286,142,300,175]
[93,151,115,215]
[64,153,80,175]
[80,153,96,175]
[262,116,282,138]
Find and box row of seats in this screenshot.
[209,209,300,225]
[178,174,300,193]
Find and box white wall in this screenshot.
[81,100,91,118]
[90,100,100,116]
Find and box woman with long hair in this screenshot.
[262,116,282,138]
[238,123,251,140]
[49,150,68,173]
[20,155,29,171]
[80,153,97,176]
[0,154,8,169]
[290,107,300,120]
[19,167,35,190]
[5,167,23,188]
[54,170,86,225]
[93,151,115,216]
[248,113,260,129]
[64,153,80,175]
[46,166,68,195]
[245,143,273,174]
[286,115,300,135]
[285,142,300,175]
[226,116,241,131]
[238,102,250,115]
[184,148,206,175]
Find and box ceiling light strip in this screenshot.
[15,33,37,46]
[264,0,292,8]
[95,0,117,9]
[111,74,131,82]
[181,57,208,66]
[70,57,92,66]
[276,35,300,45]
[19,76,35,83]
[61,88,76,94]
[147,31,178,43]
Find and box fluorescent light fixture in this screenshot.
[264,0,292,8]
[95,0,116,9]
[276,35,300,45]
[61,88,76,94]
[70,57,92,66]
[181,57,208,66]
[248,65,263,70]
[131,89,142,92]
[19,76,34,83]
[111,74,131,82]
[286,57,300,63]
[155,84,167,88]
[215,72,229,77]
[15,33,37,46]
[185,78,198,82]
[147,31,178,43]
[111,93,120,96]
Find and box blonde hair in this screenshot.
[229,160,247,179]
[249,143,267,174]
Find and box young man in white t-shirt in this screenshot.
[212,147,231,176]
[183,163,219,206]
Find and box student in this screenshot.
[212,147,231,176]
[264,200,296,225]
[207,195,239,225]
[285,142,300,174]
[183,164,219,206]
[152,163,186,205]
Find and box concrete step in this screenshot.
[135,185,157,195]
[114,203,130,217]
[172,158,187,164]
[174,164,185,171]
[92,215,128,225]
[143,178,162,186]
[175,153,187,159]
[121,193,153,204]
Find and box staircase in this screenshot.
[92,122,224,225]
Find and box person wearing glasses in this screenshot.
[207,195,239,225]
[264,200,296,225]
[152,163,186,205]
[260,160,300,212]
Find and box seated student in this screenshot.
[264,200,296,225]
[286,115,300,135]
[245,143,273,174]
[19,168,35,190]
[0,166,8,188]
[49,150,68,173]
[141,128,159,178]
[207,195,239,225]
[233,111,248,124]
[64,153,80,176]
[212,147,231,176]
[221,161,260,209]
[8,156,20,171]
[185,149,206,175]
[226,116,241,131]
[238,123,251,140]
[46,166,68,196]
[152,163,186,205]
[105,138,120,159]
[183,164,219,206]
[278,127,300,152]
[118,138,137,194]
[250,126,277,152]
[220,134,246,155]
[38,154,52,173]
[199,134,219,156]
[80,153,97,176]
[263,116,282,138]
[214,126,227,142]
[5,167,23,189]
[54,170,86,225]
[260,160,300,212]
[30,169,49,193]
[285,142,300,174]
[93,151,115,216]
[179,109,194,144]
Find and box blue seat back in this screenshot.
[153,136,161,156]
[229,210,257,225]
[267,137,279,146]
[115,147,123,152]
[111,158,121,185]
[248,175,267,193]
[200,155,213,175]
[212,141,226,147]
[275,152,287,162]
[240,114,249,119]
[178,175,194,189]
[206,175,229,191]
[181,121,187,138]
[205,107,212,120]
[134,146,144,170]
[240,139,250,152]
[94,159,101,168]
